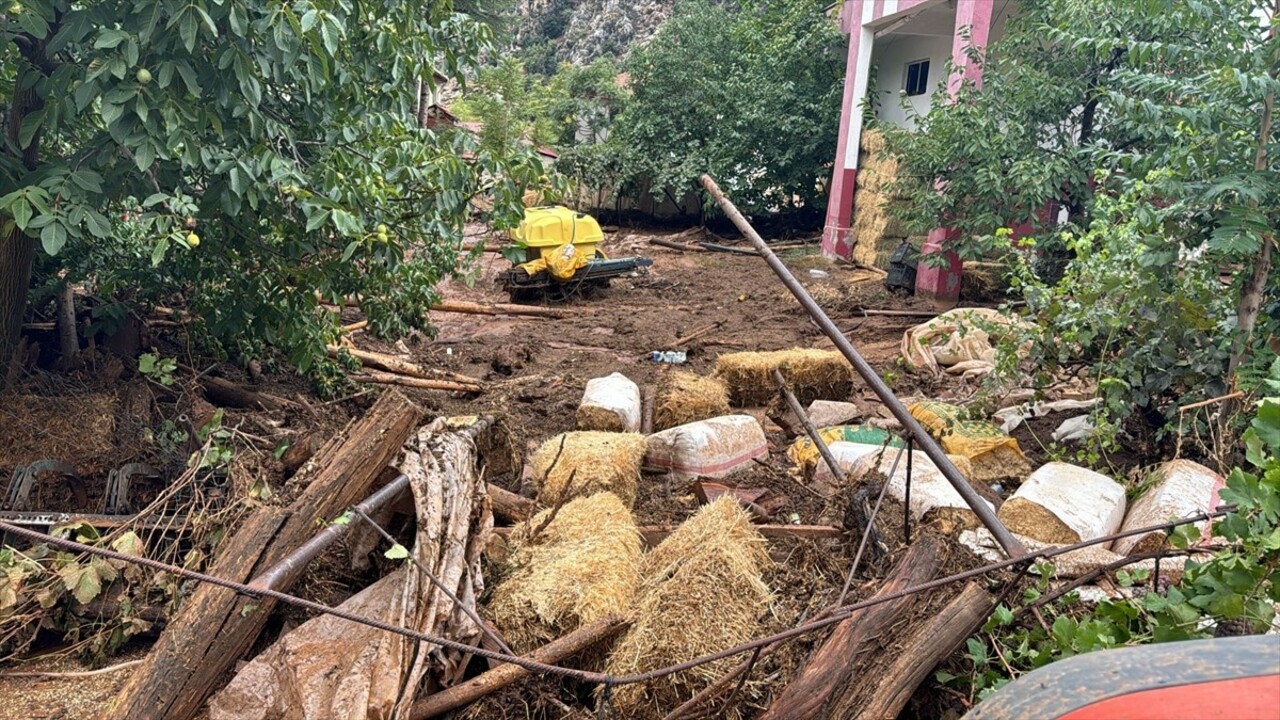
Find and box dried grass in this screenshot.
[998,498,1081,545]
[575,406,628,433]
[530,432,646,508]
[850,129,910,269]
[715,349,854,407]
[0,390,118,475]
[604,497,771,719]
[489,492,643,656]
[654,372,730,431]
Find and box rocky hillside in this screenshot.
[512,0,676,70]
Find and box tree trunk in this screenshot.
[0,38,47,386]
[842,581,993,719]
[1227,15,1277,384]
[758,534,942,720]
[107,390,425,720]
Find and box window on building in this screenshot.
[904,59,930,97]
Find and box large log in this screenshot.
[108,391,425,720]
[846,581,993,720]
[409,615,630,719]
[759,534,942,720]
[487,483,537,523]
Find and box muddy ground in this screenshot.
[0,227,1084,719]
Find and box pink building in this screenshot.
[822,0,1014,305]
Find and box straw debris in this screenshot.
[489,492,643,655]
[715,348,854,407]
[604,497,772,719]
[654,371,731,431]
[530,432,646,508]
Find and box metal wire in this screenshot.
[836,441,905,607]
[0,508,1229,688]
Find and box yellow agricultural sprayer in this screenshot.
[498,206,652,301]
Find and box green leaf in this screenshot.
[9,196,32,231]
[151,237,169,266]
[58,562,103,605]
[383,543,410,560]
[17,109,45,149]
[110,531,145,557]
[40,222,66,255]
[331,511,352,526]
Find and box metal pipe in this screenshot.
[699,173,1027,559]
[771,368,851,489]
[248,474,410,591]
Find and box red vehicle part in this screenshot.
[965,635,1280,720]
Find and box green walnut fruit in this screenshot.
[136,68,152,85]
[186,232,200,247]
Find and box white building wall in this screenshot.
[870,33,954,130]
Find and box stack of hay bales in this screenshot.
[850,129,917,269]
[489,492,643,655]
[529,431,647,507]
[715,348,854,407]
[654,371,731,431]
[605,497,772,719]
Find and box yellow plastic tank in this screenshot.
[509,206,604,262]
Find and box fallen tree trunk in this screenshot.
[329,345,485,386]
[845,581,993,719]
[430,299,572,319]
[351,371,483,393]
[108,391,425,720]
[209,417,495,720]
[409,615,630,719]
[759,534,942,720]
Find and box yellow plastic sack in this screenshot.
[517,242,590,282]
[786,425,902,472]
[908,401,1027,462]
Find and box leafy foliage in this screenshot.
[1,0,547,390]
[889,0,1278,435]
[604,0,847,216]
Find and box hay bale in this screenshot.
[577,372,641,433]
[715,348,854,407]
[530,432,646,508]
[654,371,730,431]
[908,401,1031,484]
[1112,460,1222,556]
[997,462,1127,546]
[489,492,643,655]
[605,497,771,719]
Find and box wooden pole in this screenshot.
[409,615,630,719]
[430,299,573,319]
[329,345,485,386]
[350,371,483,393]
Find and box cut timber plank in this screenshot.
[107,391,424,720]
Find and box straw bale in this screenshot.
[530,432,646,508]
[654,372,731,431]
[715,348,854,407]
[489,492,643,655]
[605,497,771,719]
[860,127,889,155]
